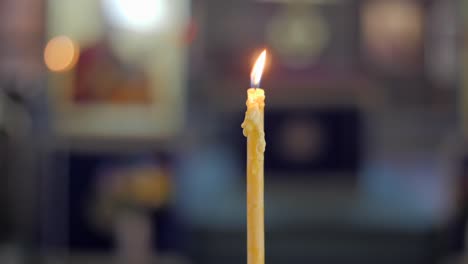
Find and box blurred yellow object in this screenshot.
[44,35,80,72]
[242,50,267,264]
[127,168,171,208]
[90,167,171,233]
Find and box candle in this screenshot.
[241,50,267,264]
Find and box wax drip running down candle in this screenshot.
[241,49,267,264]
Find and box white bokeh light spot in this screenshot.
[103,0,168,32]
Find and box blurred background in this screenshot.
[0,0,466,263]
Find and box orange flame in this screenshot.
[250,49,267,87]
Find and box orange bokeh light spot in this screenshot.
[44,36,79,72]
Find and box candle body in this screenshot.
[241,88,266,264]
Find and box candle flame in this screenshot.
[251,50,267,87]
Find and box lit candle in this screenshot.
[241,50,267,264]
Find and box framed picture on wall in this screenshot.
[46,0,189,143]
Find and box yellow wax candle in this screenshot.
[241,50,267,264]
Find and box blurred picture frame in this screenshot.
[46,0,188,143]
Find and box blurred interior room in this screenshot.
[0,0,467,263]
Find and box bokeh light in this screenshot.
[362,0,423,70]
[44,35,79,72]
[266,5,329,68]
[102,0,169,32]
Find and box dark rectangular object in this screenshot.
[233,107,362,178]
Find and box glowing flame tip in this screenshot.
[250,49,267,87]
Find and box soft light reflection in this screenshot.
[102,0,168,32]
[362,1,423,63]
[251,50,267,88]
[44,36,79,72]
